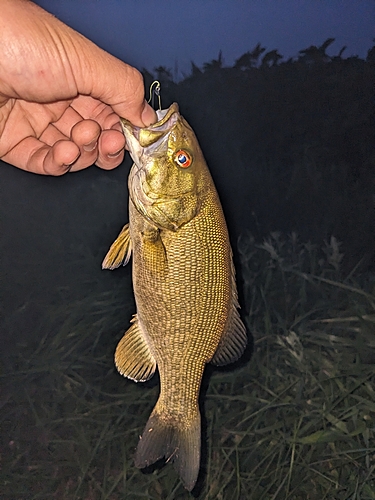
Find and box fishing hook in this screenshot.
[147,80,162,111]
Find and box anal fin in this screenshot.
[102,223,132,270]
[115,314,156,382]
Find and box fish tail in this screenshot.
[135,406,201,491]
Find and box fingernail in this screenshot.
[107,148,123,159]
[63,153,80,168]
[83,140,98,152]
[141,101,158,126]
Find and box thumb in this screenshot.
[78,42,157,127]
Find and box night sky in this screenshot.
[34,0,374,79]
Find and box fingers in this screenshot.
[67,119,101,171]
[95,129,125,170]
[43,140,80,175]
[1,96,135,174]
[141,101,158,127]
[1,136,80,175]
[52,97,127,170]
[68,120,126,171]
[2,120,127,174]
[39,117,103,173]
[42,102,125,170]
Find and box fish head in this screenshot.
[121,103,205,231]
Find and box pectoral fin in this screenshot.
[102,223,132,270]
[140,227,168,276]
[115,314,157,382]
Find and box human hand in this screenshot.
[0,0,157,175]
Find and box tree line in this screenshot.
[143,38,375,271]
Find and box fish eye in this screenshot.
[174,149,192,168]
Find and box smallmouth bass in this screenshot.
[102,103,247,491]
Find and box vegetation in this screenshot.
[1,234,375,499]
[1,40,375,498]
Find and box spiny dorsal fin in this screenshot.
[211,256,247,366]
[102,223,132,270]
[115,314,157,382]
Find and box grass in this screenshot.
[1,233,375,499]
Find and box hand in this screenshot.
[0,0,157,175]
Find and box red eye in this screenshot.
[174,149,192,168]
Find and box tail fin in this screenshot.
[134,407,201,491]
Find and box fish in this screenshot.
[102,102,247,491]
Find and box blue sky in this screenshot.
[35,0,374,78]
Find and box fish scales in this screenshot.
[131,193,229,414]
[102,102,247,490]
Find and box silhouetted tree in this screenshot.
[298,38,335,64]
[337,46,347,58]
[261,49,283,68]
[367,39,375,65]
[234,43,266,69]
[154,66,173,84]
[321,37,336,52]
[203,50,223,72]
[330,46,347,63]
[190,61,202,77]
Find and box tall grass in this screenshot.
[1,234,374,499]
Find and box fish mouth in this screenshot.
[121,102,180,156]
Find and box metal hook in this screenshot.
[147,80,162,111]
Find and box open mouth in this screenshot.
[121,103,180,152]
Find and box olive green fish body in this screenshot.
[103,103,247,490]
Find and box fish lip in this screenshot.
[120,103,180,151]
[121,102,179,132]
[121,103,182,176]
[147,102,180,129]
